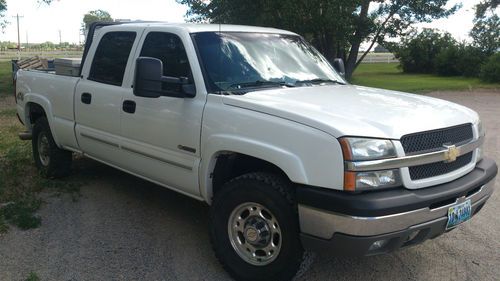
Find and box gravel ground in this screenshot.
[1,90,499,281]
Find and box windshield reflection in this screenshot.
[192,32,345,93]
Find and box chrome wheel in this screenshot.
[37,132,50,166]
[228,202,282,266]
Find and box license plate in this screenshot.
[446,199,472,230]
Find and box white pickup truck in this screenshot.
[14,22,497,281]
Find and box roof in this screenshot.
[108,22,298,35]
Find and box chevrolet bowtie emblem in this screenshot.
[443,144,460,163]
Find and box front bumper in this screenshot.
[297,158,497,256]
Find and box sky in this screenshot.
[2,0,188,44]
[0,0,487,45]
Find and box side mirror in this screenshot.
[134,57,163,98]
[333,58,346,78]
[134,57,196,98]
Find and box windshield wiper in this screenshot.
[295,78,345,85]
[227,80,295,90]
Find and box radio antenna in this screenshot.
[218,19,222,94]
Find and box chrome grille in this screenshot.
[409,152,473,180]
[401,124,473,155]
[401,124,474,180]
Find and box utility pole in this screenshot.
[26,31,29,50]
[59,30,62,45]
[12,14,24,51]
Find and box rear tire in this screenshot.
[210,172,304,281]
[32,117,72,178]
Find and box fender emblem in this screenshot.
[443,144,460,163]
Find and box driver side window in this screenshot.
[139,32,192,93]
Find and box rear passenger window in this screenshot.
[140,32,192,79]
[89,32,136,86]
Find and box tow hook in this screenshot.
[18,131,32,140]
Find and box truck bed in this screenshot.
[16,69,81,149]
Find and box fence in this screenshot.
[0,50,83,61]
[358,52,398,64]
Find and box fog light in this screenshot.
[368,239,389,251]
[345,169,402,191]
[404,230,420,243]
[476,147,483,162]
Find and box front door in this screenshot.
[119,30,206,197]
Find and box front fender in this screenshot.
[199,97,345,203]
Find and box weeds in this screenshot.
[25,272,40,281]
[0,61,14,99]
[0,138,42,232]
[1,200,42,230]
[0,108,16,117]
[0,103,81,233]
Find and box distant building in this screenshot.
[374,44,389,53]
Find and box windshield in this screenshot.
[191,32,346,93]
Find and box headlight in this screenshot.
[339,137,401,191]
[339,137,397,161]
[477,119,485,137]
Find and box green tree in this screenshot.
[471,15,499,55]
[82,9,113,30]
[39,0,56,5]
[471,1,499,55]
[177,0,459,79]
[39,41,56,50]
[474,0,499,18]
[388,29,457,74]
[0,0,7,32]
[480,53,500,83]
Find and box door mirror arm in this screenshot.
[134,57,196,98]
[160,76,196,98]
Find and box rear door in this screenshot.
[75,27,144,165]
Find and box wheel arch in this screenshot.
[23,94,60,145]
[199,136,309,204]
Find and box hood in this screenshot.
[222,85,479,139]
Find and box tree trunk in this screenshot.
[345,0,370,80]
[355,10,397,70]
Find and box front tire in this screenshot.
[210,172,304,281]
[32,117,72,178]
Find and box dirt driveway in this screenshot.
[1,90,499,281]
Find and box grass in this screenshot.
[25,272,40,281]
[0,111,83,232]
[351,63,500,93]
[0,108,16,117]
[0,110,43,232]
[0,61,14,99]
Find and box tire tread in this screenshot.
[210,172,303,281]
[32,117,72,178]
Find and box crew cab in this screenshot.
[13,22,497,281]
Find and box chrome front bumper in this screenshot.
[299,178,495,239]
